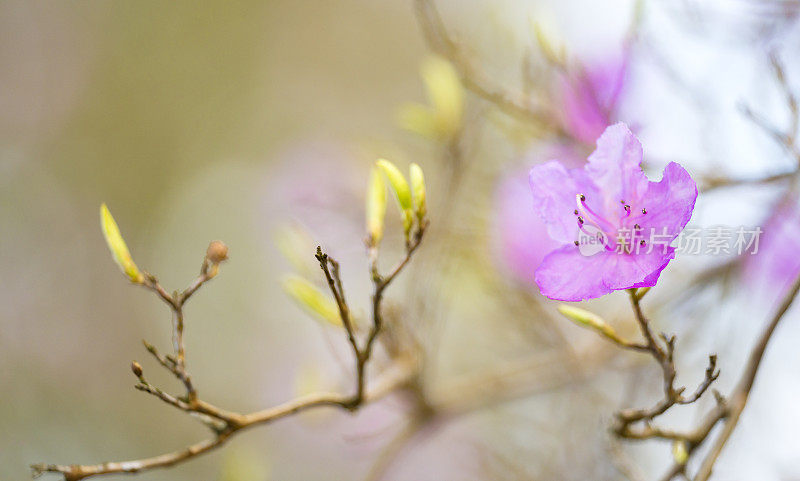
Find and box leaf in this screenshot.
[376,159,413,233]
[100,203,143,283]
[282,275,342,327]
[409,163,426,220]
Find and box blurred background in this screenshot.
[3,0,800,480]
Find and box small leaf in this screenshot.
[282,275,341,327]
[409,163,426,221]
[365,167,387,246]
[99,203,143,283]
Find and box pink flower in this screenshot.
[560,53,629,145]
[529,123,697,301]
[493,170,561,282]
[744,197,800,303]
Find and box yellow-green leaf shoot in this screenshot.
[409,163,426,221]
[282,275,342,327]
[100,203,143,284]
[366,167,387,246]
[376,159,413,233]
[557,304,618,342]
[421,55,463,138]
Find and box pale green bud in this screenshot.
[557,305,618,341]
[409,163,426,221]
[376,159,414,234]
[672,440,689,465]
[366,167,387,246]
[99,203,143,284]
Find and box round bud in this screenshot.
[131,361,143,378]
[206,241,229,264]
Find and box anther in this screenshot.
[640,240,646,246]
[574,240,580,246]
[642,208,647,215]
[574,209,579,215]
[577,216,584,225]
[620,199,626,204]
[579,194,586,201]
[634,223,641,229]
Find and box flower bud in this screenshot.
[365,167,387,247]
[131,361,143,378]
[672,440,689,465]
[557,304,618,341]
[282,275,342,327]
[100,203,143,284]
[409,163,426,221]
[376,159,413,234]
[206,241,229,264]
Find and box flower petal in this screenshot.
[535,246,617,301]
[529,161,599,244]
[535,245,675,301]
[585,123,648,213]
[605,248,676,290]
[637,162,698,240]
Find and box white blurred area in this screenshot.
[2,1,800,480]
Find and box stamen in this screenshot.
[623,204,631,218]
[575,194,615,232]
[578,226,615,252]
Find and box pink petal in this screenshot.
[535,246,616,301]
[535,246,675,301]
[585,123,649,214]
[494,171,561,281]
[529,161,600,244]
[637,162,698,240]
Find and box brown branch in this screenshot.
[613,290,721,445]
[31,357,417,481]
[692,269,800,481]
[34,227,425,481]
[611,267,800,481]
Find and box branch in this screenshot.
[613,289,722,468]
[33,230,426,480]
[31,357,417,481]
[692,268,800,480]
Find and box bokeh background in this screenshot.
[3,1,800,480]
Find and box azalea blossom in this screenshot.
[529,123,698,301]
[744,196,800,304]
[560,53,629,145]
[493,169,560,282]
